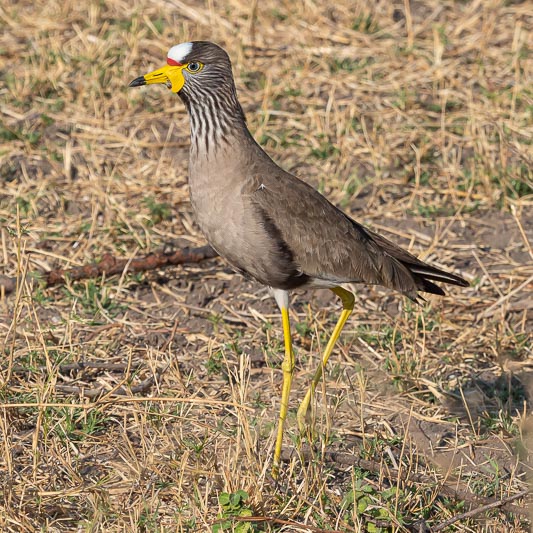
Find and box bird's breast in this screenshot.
[188,164,254,260]
[187,162,304,289]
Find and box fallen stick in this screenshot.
[11,362,134,374]
[55,373,157,398]
[432,488,529,531]
[0,245,218,295]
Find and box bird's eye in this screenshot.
[187,62,203,73]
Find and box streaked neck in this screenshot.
[181,88,248,157]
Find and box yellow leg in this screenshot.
[297,286,354,433]
[272,305,294,478]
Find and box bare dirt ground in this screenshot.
[1,0,532,531]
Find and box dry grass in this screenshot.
[1,0,532,531]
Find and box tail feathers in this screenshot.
[406,263,469,300]
[414,276,446,296]
[365,227,469,296]
[409,264,469,289]
[372,246,468,299]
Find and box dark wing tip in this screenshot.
[412,271,469,297]
[455,276,470,288]
[411,266,470,289]
[128,76,146,88]
[419,278,446,296]
[436,273,470,288]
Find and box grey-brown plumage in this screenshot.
[144,42,467,299]
[129,41,468,298]
[129,41,468,475]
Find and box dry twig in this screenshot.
[0,245,218,295]
[54,373,159,398]
[432,489,530,531]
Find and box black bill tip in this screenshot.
[128,76,146,88]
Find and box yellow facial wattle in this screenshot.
[141,64,186,93]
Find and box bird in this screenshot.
[129,41,469,477]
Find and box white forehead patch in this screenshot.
[167,42,193,64]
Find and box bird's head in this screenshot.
[128,41,233,95]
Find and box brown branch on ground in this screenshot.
[432,489,530,531]
[11,362,135,374]
[0,245,218,295]
[280,447,529,517]
[55,373,158,398]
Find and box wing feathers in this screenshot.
[249,169,468,297]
